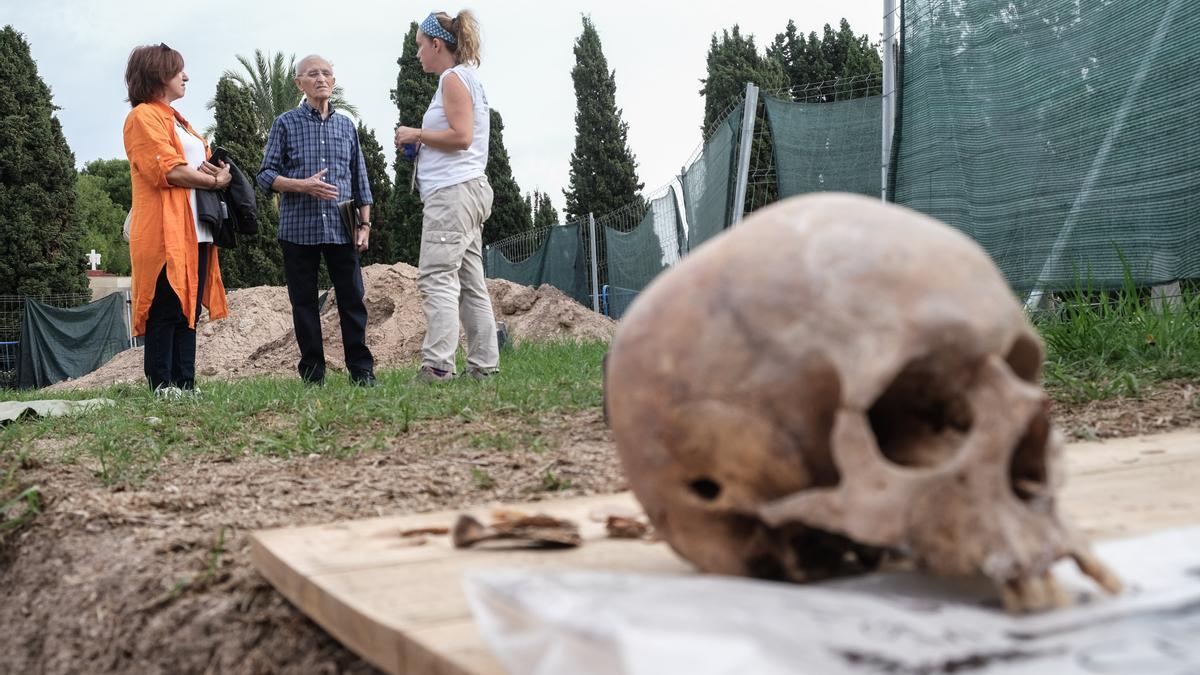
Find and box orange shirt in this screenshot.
[123,100,227,336]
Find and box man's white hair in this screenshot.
[296,54,333,75]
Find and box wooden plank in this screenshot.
[251,431,1200,675]
[1063,429,1200,475]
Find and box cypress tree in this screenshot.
[767,19,882,99]
[356,122,395,265]
[563,16,643,221]
[532,190,559,228]
[211,74,283,288]
[388,22,437,266]
[0,26,87,296]
[483,108,532,246]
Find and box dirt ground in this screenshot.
[6,273,1200,674]
[1,409,623,675]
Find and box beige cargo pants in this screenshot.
[417,176,499,374]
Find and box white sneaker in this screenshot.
[153,385,184,401]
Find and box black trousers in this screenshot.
[144,243,209,391]
[280,240,374,382]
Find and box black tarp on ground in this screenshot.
[16,294,129,389]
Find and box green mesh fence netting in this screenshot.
[16,293,129,389]
[682,102,743,251]
[485,237,547,289]
[604,188,684,319]
[893,0,1200,290]
[766,95,882,199]
[485,223,590,306]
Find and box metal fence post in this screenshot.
[882,0,897,202]
[730,82,759,225]
[124,290,134,348]
[588,212,600,313]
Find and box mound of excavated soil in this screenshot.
[51,263,615,391]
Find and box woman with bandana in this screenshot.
[395,10,499,383]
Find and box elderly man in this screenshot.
[258,54,376,386]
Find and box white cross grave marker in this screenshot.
[86,249,101,271]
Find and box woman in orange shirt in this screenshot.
[123,44,230,396]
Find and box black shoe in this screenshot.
[351,372,377,387]
[303,376,326,387]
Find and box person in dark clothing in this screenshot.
[257,54,376,387]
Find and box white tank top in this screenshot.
[417,65,489,201]
[175,121,213,243]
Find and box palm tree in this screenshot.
[206,50,359,136]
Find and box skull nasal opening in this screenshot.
[689,478,722,501]
[867,355,974,468]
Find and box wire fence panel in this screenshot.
[601,186,684,319]
[765,92,882,199]
[747,75,883,217]
[681,101,744,251]
[893,0,1200,291]
[485,221,590,306]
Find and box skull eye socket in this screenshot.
[868,355,973,469]
[1005,333,1043,383]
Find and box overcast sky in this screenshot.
[7,0,879,214]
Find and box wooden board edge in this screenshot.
[250,532,478,675]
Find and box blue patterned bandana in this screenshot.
[420,13,457,44]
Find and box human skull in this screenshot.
[605,193,1121,612]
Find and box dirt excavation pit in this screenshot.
[52,263,616,391]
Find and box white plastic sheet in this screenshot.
[466,526,1200,675]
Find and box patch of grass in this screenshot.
[0,486,41,536]
[470,466,494,490]
[0,340,609,488]
[1036,272,1200,403]
[538,469,572,492]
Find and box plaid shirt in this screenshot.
[258,101,373,245]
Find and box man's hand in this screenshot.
[303,168,338,201]
[356,225,370,253]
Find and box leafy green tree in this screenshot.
[75,174,130,275]
[388,22,438,266]
[699,25,788,134]
[207,50,359,137]
[80,158,131,211]
[210,75,283,288]
[531,190,559,228]
[356,121,395,266]
[563,16,643,221]
[483,109,532,246]
[768,19,882,98]
[0,26,87,296]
